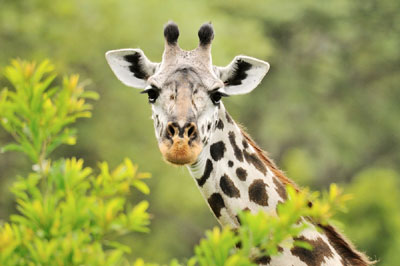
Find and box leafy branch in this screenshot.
[0,60,151,266]
[0,59,98,164]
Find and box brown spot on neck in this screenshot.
[197,159,213,187]
[291,236,334,266]
[208,193,225,218]
[228,131,244,162]
[220,174,241,198]
[240,128,300,191]
[243,149,267,175]
[248,179,269,206]
[254,255,271,264]
[210,141,226,161]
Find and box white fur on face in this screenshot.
[150,77,220,149]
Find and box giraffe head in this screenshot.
[106,22,270,165]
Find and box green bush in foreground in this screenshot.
[0,60,150,265]
[0,60,350,266]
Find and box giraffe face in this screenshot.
[147,66,223,165]
[106,22,270,165]
[144,66,223,165]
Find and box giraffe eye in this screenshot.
[141,87,160,103]
[210,91,223,105]
[147,89,159,103]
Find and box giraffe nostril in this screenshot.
[188,126,194,137]
[167,123,176,138]
[187,123,197,139]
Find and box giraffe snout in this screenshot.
[159,121,202,165]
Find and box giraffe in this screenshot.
[105,22,373,266]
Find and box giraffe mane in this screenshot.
[319,223,376,265]
[239,127,375,265]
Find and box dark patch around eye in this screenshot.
[124,53,148,79]
[225,60,252,86]
[210,92,222,104]
[143,88,159,103]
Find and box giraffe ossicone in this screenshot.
[106,21,373,266]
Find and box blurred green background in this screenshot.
[1,0,399,265]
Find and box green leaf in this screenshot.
[81,90,100,100]
[1,143,25,153]
[132,180,150,195]
[104,240,131,254]
[293,240,313,250]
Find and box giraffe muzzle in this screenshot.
[159,121,202,165]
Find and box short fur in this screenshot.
[240,127,374,266]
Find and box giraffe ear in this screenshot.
[216,56,270,95]
[105,49,159,89]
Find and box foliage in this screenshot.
[0,61,151,265]
[337,168,400,266]
[0,60,98,163]
[0,158,151,265]
[188,184,350,266]
[132,185,351,266]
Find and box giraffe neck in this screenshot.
[188,104,287,227]
[187,104,371,266]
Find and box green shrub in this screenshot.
[0,60,350,266]
[0,60,150,265]
[338,168,400,266]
